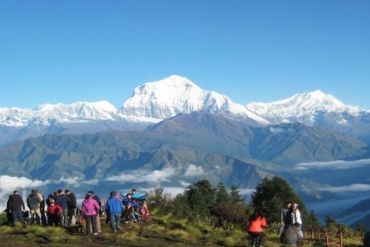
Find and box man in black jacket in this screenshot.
[65,189,77,225]
[7,190,26,226]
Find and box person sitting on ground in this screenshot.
[46,198,63,226]
[122,203,139,223]
[105,191,123,232]
[247,210,267,247]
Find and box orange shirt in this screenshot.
[248,216,267,232]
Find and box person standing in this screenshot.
[247,210,267,247]
[278,201,292,237]
[39,193,47,226]
[26,189,43,225]
[291,203,303,241]
[65,189,77,225]
[7,190,26,226]
[88,191,102,233]
[55,189,70,226]
[81,192,100,236]
[105,191,123,232]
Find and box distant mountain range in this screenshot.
[1,75,370,146]
[1,75,370,227]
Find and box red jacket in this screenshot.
[47,204,63,215]
[248,216,267,232]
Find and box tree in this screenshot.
[250,176,307,223]
[185,180,216,220]
[215,182,230,204]
[305,210,321,229]
[229,185,244,204]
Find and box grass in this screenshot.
[0,213,365,247]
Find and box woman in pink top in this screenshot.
[247,210,267,247]
[81,192,100,236]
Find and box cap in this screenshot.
[88,190,94,195]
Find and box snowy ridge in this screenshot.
[0,76,369,130]
[119,75,268,124]
[246,90,366,125]
[0,100,117,126]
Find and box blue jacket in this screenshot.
[106,196,123,214]
[56,194,70,210]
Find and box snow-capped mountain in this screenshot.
[246,90,370,137]
[1,75,370,146]
[119,75,268,124]
[246,90,364,125]
[0,101,117,126]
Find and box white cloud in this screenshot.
[239,188,255,195]
[0,175,51,211]
[294,159,370,171]
[179,180,191,187]
[184,164,205,177]
[317,183,370,193]
[55,177,99,186]
[0,175,50,194]
[58,177,81,186]
[269,127,284,134]
[105,167,177,185]
[81,179,99,186]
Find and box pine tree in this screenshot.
[215,182,230,204]
[250,176,307,223]
[185,180,216,220]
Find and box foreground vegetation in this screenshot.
[0,176,366,246]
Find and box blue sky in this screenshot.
[1,0,369,109]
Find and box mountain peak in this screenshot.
[246,90,362,125]
[120,75,268,124]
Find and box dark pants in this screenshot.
[67,207,76,224]
[7,211,13,226]
[248,231,266,246]
[48,213,62,226]
[109,213,121,231]
[85,215,98,235]
[40,209,47,226]
[11,210,25,225]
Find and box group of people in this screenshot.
[6,188,150,236]
[247,201,303,247]
[6,188,78,227]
